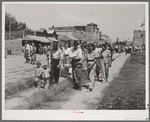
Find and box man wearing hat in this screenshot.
[48,41,63,88]
[68,40,82,88]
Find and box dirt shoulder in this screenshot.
[38,53,130,110]
[5,53,129,110]
[97,55,145,109]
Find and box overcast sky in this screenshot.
[4,3,146,42]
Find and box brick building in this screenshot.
[133,30,145,51]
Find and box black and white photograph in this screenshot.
[2,2,149,120]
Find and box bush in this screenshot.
[20,77,73,110]
[5,77,35,98]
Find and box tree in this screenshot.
[5,12,28,32]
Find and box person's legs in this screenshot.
[78,80,82,90]
[65,67,69,77]
[96,65,100,80]
[34,54,36,64]
[109,56,112,67]
[101,62,106,83]
[49,65,55,88]
[72,60,79,83]
[89,64,96,90]
[105,63,109,80]
[55,66,60,84]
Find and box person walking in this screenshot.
[101,44,111,83]
[48,41,63,89]
[62,42,71,77]
[68,40,82,89]
[24,41,30,63]
[86,42,99,92]
[38,44,43,55]
[125,45,128,55]
[31,42,37,64]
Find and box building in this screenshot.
[24,29,58,39]
[5,31,24,40]
[48,22,100,42]
[85,22,99,35]
[133,30,145,51]
[5,38,22,55]
[5,29,58,40]
[101,34,109,42]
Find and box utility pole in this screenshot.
[9,15,11,40]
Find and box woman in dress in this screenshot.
[101,44,111,83]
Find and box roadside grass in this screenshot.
[16,77,73,109]
[97,55,145,110]
[5,77,35,99]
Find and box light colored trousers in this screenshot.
[88,60,108,89]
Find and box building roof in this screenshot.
[22,35,50,43]
[47,30,55,34]
[47,37,58,42]
[49,26,74,31]
[87,22,98,26]
[60,34,78,41]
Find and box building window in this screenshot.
[11,37,14,40]
[7,50,12,55]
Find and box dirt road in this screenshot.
[5,55,47,84]
[41,53,130,110]
[5,53,130,110]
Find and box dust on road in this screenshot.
[5,53,130,110]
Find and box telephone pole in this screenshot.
[9,15,11,40]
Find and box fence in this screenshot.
[130,52,145,65]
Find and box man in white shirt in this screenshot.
[69,41,82,88]
[62,42,71,77]
[48,41,63,88]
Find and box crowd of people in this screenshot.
[22,42,51,64]
[22,40,138,92]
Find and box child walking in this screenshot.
[34,61,43,87]
[40,63,50,89]
[74,62,84,91]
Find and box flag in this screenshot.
[140,19,145,27]
[140,34,143,37]
[140,23,145,27]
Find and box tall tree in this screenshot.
[5,12,28,32]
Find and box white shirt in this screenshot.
[63,47,71,55]
[51,49,63,60]
[69,47,82,59]
[26,44,30,50]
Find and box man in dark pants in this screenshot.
[48,41,63,89]
[69,41,82,89]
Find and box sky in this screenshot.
[4,3,146,42]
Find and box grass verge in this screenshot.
[5,77,35,99]
[97,55,145,110]
[16,77,73,109]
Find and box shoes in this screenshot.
[87,88,93,92]
[102,79,106,84]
